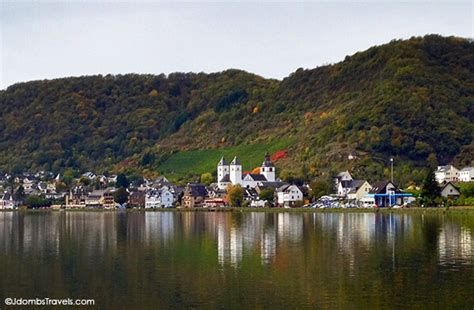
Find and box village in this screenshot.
[0,153,473,210]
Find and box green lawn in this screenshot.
[157,137,294,179]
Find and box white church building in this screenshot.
[217,153,276,189]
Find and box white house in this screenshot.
[435,165,459,184]
[335,170,353,196]
[217,153,276,190]
[459,167,474,182]
[440,182,461,199]
[347,180,372,202]
[0,192,16,209]
[160,189,174,208]
[276,184,303,207]
[145,188,174,208]
[145,193,160,208]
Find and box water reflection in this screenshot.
[0,211,473,308]
[439,223,472,266]
[1,211,473,269]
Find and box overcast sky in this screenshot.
[0,1,472,89]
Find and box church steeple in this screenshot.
[218,156,227,166]
[230,156,241,165]
[261,152,275,182]
[262,152,274,167]
[217,156,230,189]
[229,156,242,185]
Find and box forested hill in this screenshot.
[0,35,473,184]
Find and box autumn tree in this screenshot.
[227,184,244,207]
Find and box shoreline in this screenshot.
[1,206,474,213]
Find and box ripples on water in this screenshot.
[0,211,473,308]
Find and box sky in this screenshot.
[0,1,472,89]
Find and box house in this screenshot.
[85,187,116,208]
[440,182,461,200]
[435,165,459,184]
[255,181,287,194]
[145,191,160,208]
[0,192,17,209]
[203,198,226,207]
[129,190,146,207]
[66,186,87,208]
[334,171,353,196]
[242,173,267,189]
[145,188,174,208]
[207,185,227,199]
[243,187,259,202]
[276,184,303,207]
[182,183,208,208]
[367,181,412,208]
[82,172,97,180]
[347,180,372,202]
[459,167,474,182]
[22,177,37,191]
[159,188,174,208]
[217,153,276,190]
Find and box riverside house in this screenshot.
[182,183,208,208]
[440,182,461,200]
[367,181,412,207]
[276,184,303,207]
[84,188,116,208]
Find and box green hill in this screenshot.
[0,35,472,185]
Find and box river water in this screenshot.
[0,211,473,308]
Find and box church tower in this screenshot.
[217,156,230,189]
[261,152,275,182]
[229,156,242,185]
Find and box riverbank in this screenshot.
[2,206,474,213]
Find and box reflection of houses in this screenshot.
[144,212,175,245]
[217,222,243,267]
[367,181,412,207]
[182,183,208,208]
[440,182,460,200]
[438,224,472,265]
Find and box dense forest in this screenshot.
[0,35,473,185]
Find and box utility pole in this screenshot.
[390,157,394,183]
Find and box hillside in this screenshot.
[0,35,473,185]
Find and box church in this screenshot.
[217,153,276,190]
